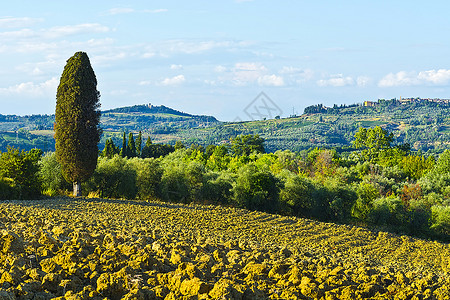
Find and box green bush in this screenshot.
[279,171,315,217]
[369,196,408,228]
[430,205,450,240]
[198,171,234,204]
[38,152,71,193]
[160,163,190,203]
[232,163,279,213]
[368,196,431,237]
[127,157,163,200]
[323,177,357,222]
[86,156,137,199]
[185,161,206,199]
[352,182,380,222]
[0,178,19,200]
[0,147,42,199]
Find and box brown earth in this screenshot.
[0,198,449,299]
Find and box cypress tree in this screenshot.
[128,132,136,158]
[102,138,117,159]
[120,132,127,158]
[141,137,152,158]
[136,131,142,157]
[55,51,101,196]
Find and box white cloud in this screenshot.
[170,64,183,70]
[258,74,285,86]
[160,75,185,86]
[143,9,168,13]
[215,62,286,86]
[317,74,354,87]
[417,69,450,85]
[356,76,371,87]
[45,23,110,39]
[139,80,152,86]
[0,77,58,97]
[91,52,127,66]
[279,66,314,83]
[232,62,267,85]
[142,52,156,58]
[214,65,227,73]
[143,39,248,57]
[107,8,135,15]
[0,28,35,39]
[0,23,110,42]
[379,69,450,87]
[378,71,417,87]
[109,89,128,96]
[0,17,43,28]
[279,66,303,74]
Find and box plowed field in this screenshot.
[0,198,449,299]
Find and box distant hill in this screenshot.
[0,103,220,152]
[103,104,193,116]
[3,99,450,154]
[167,98,450,154]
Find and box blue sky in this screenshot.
[1,1,450,121]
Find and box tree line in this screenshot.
[1,128,449,242]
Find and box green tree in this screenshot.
[0,147,42,199]
[136,131,142,157]
[102,138,118,159]
[353,126,393,161]
[141,137,152,157]
[120,132,127,158]
[55,51,101,196]
[128,132,137,158]
[38,152,70,194]
[232,163,279,213]
[353,126,393,150]
[231,134,265,156]
[174,140,185,150]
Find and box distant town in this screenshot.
[364,97,450,107]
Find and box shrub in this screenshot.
[198,171,234,204]
[323,177,357,222]
[279,171,315,217]
[352,182,380,222]
[160,163,190,203]
[0,147,42,199]
[430,205,450,240]
[127,157,163,200]
[39,152,71,193]
[185,161,206,199]
[368,196,407,228]
[0,178,19,200]
[86,156,137,199]
[232,163,279,213]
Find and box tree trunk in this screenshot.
[73,182,82,197]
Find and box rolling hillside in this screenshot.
[2,98,450,154]
[0,104,219,152]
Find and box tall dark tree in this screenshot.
[128,132,137,158]
[55,51,101,196]
[141,137,152,158]
[102,138,118,159]
[136,131,142,157]
[120,132,127,158]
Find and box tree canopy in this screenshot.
[231,134,265,156]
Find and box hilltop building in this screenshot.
[363,101,377,107]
